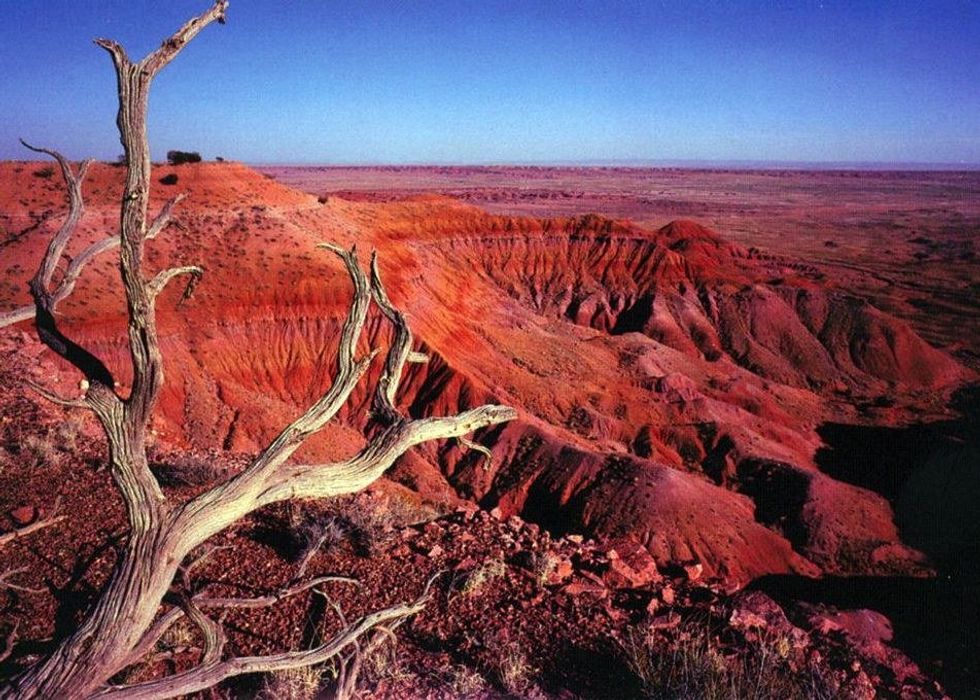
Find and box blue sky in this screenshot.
[1,1,978,164]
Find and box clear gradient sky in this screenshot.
[1,1,978,165]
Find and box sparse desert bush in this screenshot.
[19,433,60,470]
[456,557,507,598]
[159,173,179,185]
[332,492,407,556]
[447,664,486,695]
[619,621,836,700]
[487,638,532,695]
[259,665,323,700]
[283,492,437,572]
[528,550,560,586]
[32,166,54,179]
[288,505,347,577]
[149,452,225,487]
[166,149,202,165]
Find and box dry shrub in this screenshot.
[20,433,60,470]
[150,453,227,487]
[485,637,532,695]
[311,490,435,558]
[447,664,485,696]
[259,665,323,700]
[287,506,347,577]
[529,550,560,587]
[455,557,507,598]
[619,621,836,700]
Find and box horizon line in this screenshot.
[249,158,980,172]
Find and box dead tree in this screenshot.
[0,2,515,698]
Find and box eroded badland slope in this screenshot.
[1,161,975,696]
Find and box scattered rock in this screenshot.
[682,562,703,582]
[9,505,38,527]
[561,582,608,598]
[547,558,574,584]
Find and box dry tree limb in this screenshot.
[334,622,403,700]
[0,2,516,698]
[0,568,45,596]
[0,505,64,665]
[23,379,89,409]
[129,575,361,666]
[147,266,203,302]
[0,624,20,665]
[93,584,432,700]
[369,252,423,426]
[458,435,495,470]
[0,173,185,330]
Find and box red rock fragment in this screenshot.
[9,505,38,526]
[682,562,703,581]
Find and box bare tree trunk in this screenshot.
[5,529,174,699]
[0,3,516,699]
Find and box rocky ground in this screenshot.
[0,334,947,699]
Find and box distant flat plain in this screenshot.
[259,166,980,368]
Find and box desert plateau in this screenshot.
[1,2,979,699]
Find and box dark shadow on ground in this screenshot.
[775,385,980,697]
[816,385,980,574]
[751,573,980,699]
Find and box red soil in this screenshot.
[0,162,971,593]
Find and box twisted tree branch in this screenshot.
[96,576,435,700]
[369,252,422,425]
[0,194,188,330]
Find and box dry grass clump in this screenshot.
[455,556,507,598]
[258,665,324,700]
[483,636,533,696]
[19,433,61,471]
[346,630,413,692]
[446,664,485,695]
[619,621,836,700]
[529,550,560,587]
